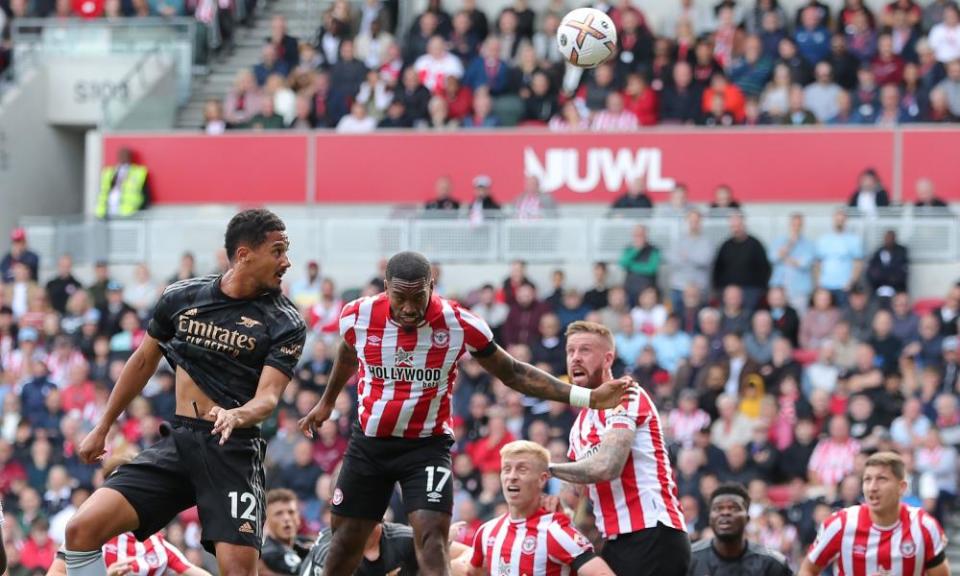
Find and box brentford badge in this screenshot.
[521,535,537,554]
[432,330,450,347]
[332,488,343,506]
[901,539,917,558]
[145,552,159,567]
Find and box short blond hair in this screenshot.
[500,440,551,470]
[565,320,614,349]
[865,451,905,481]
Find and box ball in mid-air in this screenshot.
[557,7,618,69]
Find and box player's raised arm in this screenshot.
[299,338,359,438]
[474,344,635,410]
[548,427,635,484]
[78,334,164,463]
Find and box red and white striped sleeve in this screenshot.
[546,516,594,566]
[338,298,363,347]
[806,509,847,567]
[160,536,192,575]
[470,523,487,569]
[919,509,948,563]
[454,304,495,355]
[606,387,652,431]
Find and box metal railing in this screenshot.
[10,18,194,103]
[19,208,960,270]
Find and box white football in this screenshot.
[557,7,618,69]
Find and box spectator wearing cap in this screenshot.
[816,208,864,308]
[467,174,500,223]
[97,147,149,219]
[848,168,890,215]
[97,281,136,337]
[44,255,82,316]
[1,227,40,283]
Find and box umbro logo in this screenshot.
[367,335,382,345]
[238,521,255,534]
[183,308,198,317]
[237,316,262,328]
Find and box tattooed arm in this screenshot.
[475,345,574,402]
[474,346,633,409]
[548,428,635,484]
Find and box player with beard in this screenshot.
[298,251,636,576]
[800,451,949,576]
[549,320,689,576]
[260,489,314,576]
[66,209,306,576]
[688,483,792,576]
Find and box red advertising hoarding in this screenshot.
[102,134,308,204]
[104,128,947,205]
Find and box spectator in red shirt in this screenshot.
[871,32,904,86]
[71,0,104,18]
[20,517,56,571]
[311,420,347,474]
[622,72,658,125]
[443,75,473,120]
[0,439,26,495]
[702,72,746,122]
[502,283,550,347]
[61,363,96,415]
[466,408,515,473]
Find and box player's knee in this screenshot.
[65,513,103,551]
[416,525,449,558]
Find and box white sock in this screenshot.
[65,549,107,576]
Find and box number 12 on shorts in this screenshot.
[229,491,257,521]
[425,466,450,503]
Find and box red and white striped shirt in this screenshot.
[567,387,685,539]
[102,532,192,576]
[339,293,494,438]
[808,438,862,487]
[470,508,594,576]
[807,504,947,576]
[667,407,712,448]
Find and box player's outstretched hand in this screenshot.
[78,427,108,464]
[590,376,639,409]
[107,561,133,576]
[208,406,241,445]
[298,401,334,439]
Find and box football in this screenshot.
[557,7,618,69]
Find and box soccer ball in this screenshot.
[557,7,618,69]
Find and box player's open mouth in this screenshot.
[570,367,587,378]
[506,486,521,493]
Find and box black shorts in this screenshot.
[601,523,691,576]
[103,416,267,553]
[332,431,454,520]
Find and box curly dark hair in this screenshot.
[224,209,286,262]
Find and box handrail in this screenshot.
[99,45,164,129]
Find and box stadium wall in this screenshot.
[0,68,85,239]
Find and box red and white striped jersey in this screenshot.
[807,503,947,576]
[469,508,595,576]
[103,532,192,576]
[567,387,685,539]
[339,293,494,438]
[808,438,862,487]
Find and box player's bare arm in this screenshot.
[474,345,635,409]
[797,558,822,576]
[928,561,952,576]
[548,428,635,484]
[78,334,164,463]
[299,339,359,437]
[209,365,291,444]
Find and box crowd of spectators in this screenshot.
[194,0,960,132]
[1,186,960,572]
